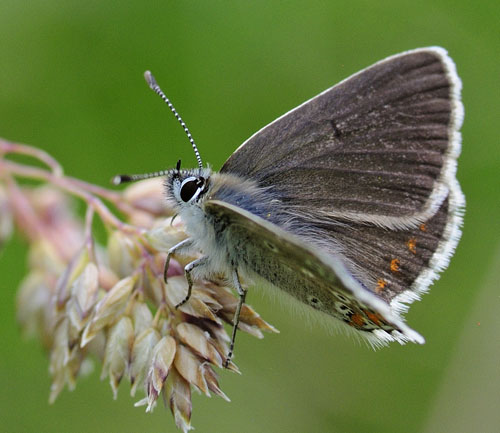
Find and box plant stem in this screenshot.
[0,138,63,176]
[0,138,140,218]
[0,159,145,236]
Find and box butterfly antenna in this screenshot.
[112,159,182,185]
[112,169,170,185]
[144,71,203,170]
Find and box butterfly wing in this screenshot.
[293,188,463,314]
[218,47,464,323]
[204,199,425,346]
[221,47,463,229]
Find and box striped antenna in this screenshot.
[112,169,170,185]
[144,71,203,170]
[112,160,182,185]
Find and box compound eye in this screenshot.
[180,177,203,202]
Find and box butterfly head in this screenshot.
[167,160,212,209]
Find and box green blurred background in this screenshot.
[1,1,499,432]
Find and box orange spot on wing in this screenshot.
[375,279,387,293]
[365,311,383,326]
[406,237,417,254]
[350,313,365,327]
[390,258,400,272]
[419,223,427,232]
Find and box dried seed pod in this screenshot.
[174,344,209,396]
[81,275,137,347]
[48,318,70,403]
[16,271,53,346]
[202,364,230,402]
[167,369,193,433]
[145,336,176,411]
[176,322,224,368]
[107,231,140,278]
[130,301,153,337]
[55,247,90,309]
[129,327,161,397]
[66,262,99,332]
[101,316,134,398]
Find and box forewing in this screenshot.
[221,47,463,228]
[204,199,424,345]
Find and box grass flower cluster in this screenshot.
[0,138,277,432]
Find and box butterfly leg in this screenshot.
[225,268,247,368]
[164,238,194,283]
[175,256,208,309]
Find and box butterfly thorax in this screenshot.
[166,169,284,274]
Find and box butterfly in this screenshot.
[116,47,464,365]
